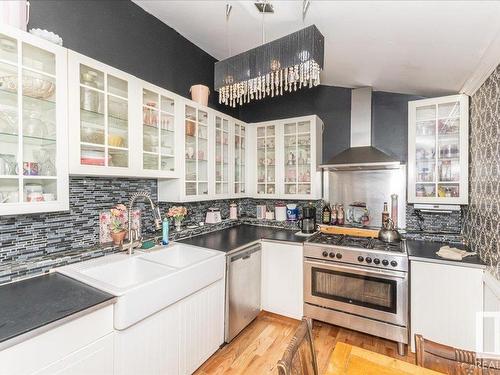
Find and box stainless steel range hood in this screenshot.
[321,87,402,171]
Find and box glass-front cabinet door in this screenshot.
[214,115,229,195]
[185,105,208,197]
[256,124,276,195]
[408,94,469,205]
[142,87,175,176]
[68,51,133,176]
[0,26,68,215]
[284,120,312,196]
[234,122,246,195]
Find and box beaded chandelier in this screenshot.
[214,25,324,107]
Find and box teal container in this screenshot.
[162,218,169,245]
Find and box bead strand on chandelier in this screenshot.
[218,60,321,108]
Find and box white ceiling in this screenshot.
[134,0,500,96]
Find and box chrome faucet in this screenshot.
[122,191,162,255]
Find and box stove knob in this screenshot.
[365,257,372,264]
[329,252,336,258]
[382,259,389,266]
[336,253,342,259]
[390,260,398,267]
[322,251,328,257]
[373,258,380,265]
[357,256,364,262]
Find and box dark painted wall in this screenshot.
[238,85,352,163]
[238,86,423,164]
[371,91,425,163]
[28,0,237,117]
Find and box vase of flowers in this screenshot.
[167,206,187,232]
[110,204,127,245]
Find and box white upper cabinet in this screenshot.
[233,121,247,196]
[408,94,469,205]
[68,51,180,178]
[249,115,323,200]
[0,25,68,215]
[139,82,179,178]
[158,101,213,202]
[214,114,230,196]
[68,51,136,176]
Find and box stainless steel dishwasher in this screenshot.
[225,242,262,342]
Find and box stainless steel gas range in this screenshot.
[303,232,409,355]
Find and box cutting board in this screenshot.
[319,224,379,238]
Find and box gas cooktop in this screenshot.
[307,232,405,253]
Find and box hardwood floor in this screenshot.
[195,311,415,374]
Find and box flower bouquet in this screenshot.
[167,206,187,232]
[110,203,127,245]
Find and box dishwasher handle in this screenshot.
[230,244,262,262]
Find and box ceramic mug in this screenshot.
[27,192,44,202]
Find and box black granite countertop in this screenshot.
[407,239,486,268]
[0,272,115,349]
[176,224,308,252]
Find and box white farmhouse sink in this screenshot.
[80,256,176,291]
[57,244,225,330]
[139,244,215,268]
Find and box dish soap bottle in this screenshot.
[162,218,169,245]
[322,202,331,224]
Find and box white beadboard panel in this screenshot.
[114,303,180,375]
[483,271,500,353]
[410,261,484,352]
[179,279,225,375]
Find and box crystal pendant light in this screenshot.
[214,13,324,107]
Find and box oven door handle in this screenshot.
[304,258,408,280]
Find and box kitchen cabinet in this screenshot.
[410,260,483,352]
[408,94,469,205]
[261,241,303,320]
[255,122,277,197]
[251,115,323,199]
[233,121,247,196]
[0,25,68,215]
[114,279,224,375]
[0,305,114,375]
[139,82,179,178]
[68,50,136,176]
[158,102,213,202]
[214,113,230,196]
[69,50,182,178]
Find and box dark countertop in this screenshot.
[176,224,308,252]
[407,239,486,268]
[0,272,115,349]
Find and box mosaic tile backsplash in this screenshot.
[464,63,500,280]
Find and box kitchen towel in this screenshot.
[436,245,476,260]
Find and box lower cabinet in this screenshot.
[410,260,484,352]
[261,241,304,320]
[0,305,114,375]
[114,279,225,375]
[35,334,114,375]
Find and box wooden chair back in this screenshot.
[415,334,500,374]
[277,318,318,375]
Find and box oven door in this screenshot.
[304,258,408,326]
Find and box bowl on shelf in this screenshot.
[0,111,17,134]
[108,134,124,148]
[24,113,48,138]
[0,75,55,100]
